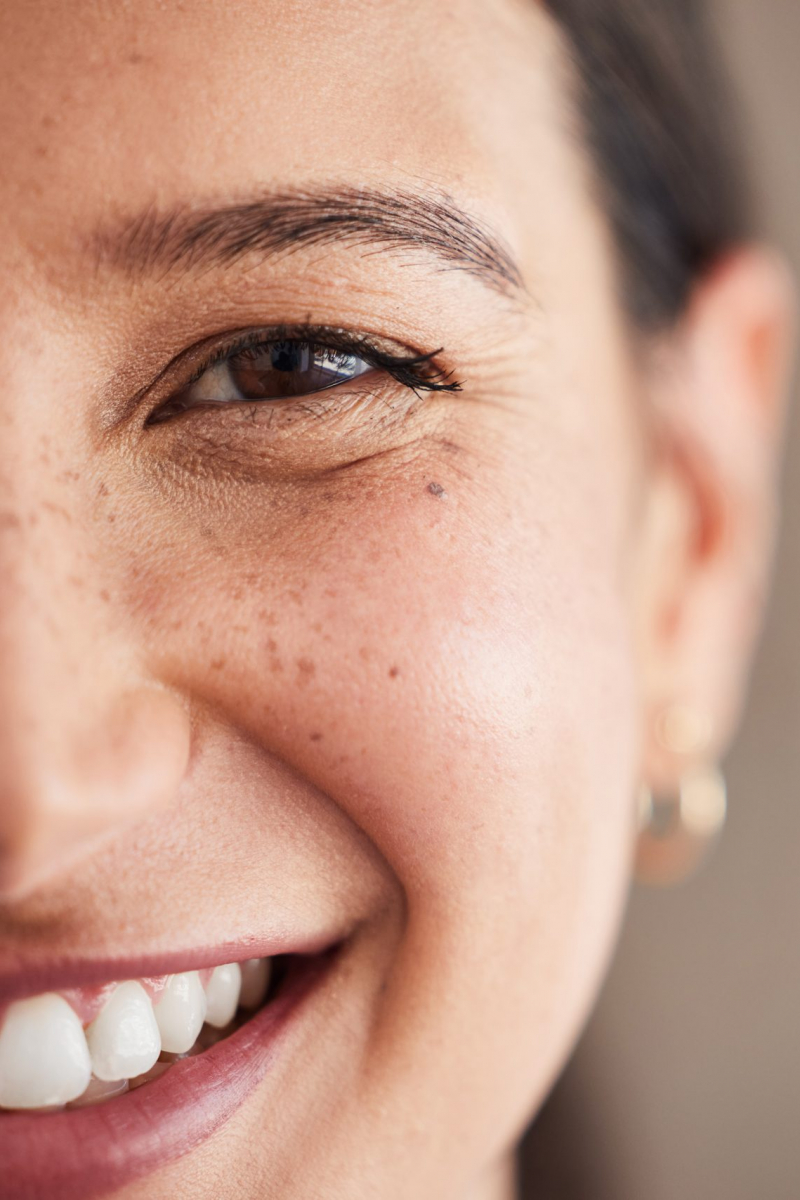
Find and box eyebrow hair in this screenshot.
[92,185,525,299]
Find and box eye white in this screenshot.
[186,360,241,404]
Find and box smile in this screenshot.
[0,940,342,1199]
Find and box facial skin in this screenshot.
[0,1,793,1197]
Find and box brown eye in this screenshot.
[227,341,371,400]
[152,339,373,422]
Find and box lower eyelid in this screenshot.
[153,373,387,429]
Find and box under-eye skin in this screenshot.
[146,324,463,427]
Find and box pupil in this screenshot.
[271,342,302,373]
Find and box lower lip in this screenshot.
[0,951,334,1200]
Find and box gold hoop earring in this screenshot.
[635,704,727,887]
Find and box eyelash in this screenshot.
[147,323,463,425]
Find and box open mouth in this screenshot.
[0,941,342,1199]
[0,953,288,1112]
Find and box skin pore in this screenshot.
[0,1,792,1198]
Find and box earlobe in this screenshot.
[635,702,727,887]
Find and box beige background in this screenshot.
[520,2,800,1196]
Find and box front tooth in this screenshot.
[204,963,242,1028]
[153,972,207,1054]
[238,958,272,1009]
[0,993,91,1109]
[86,982,161,1082]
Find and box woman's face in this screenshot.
[0,2,780,1198]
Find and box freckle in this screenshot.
[296,657,316,683]
[267,638,278,652]
[99,589,110,603]
[200,527,213,538]
[107,512,116,523]
[0,512,21,531]
[427,481,447,499]
[388,665,400,679]
[210,658,226,670]
[309,731,323,742]
[42,500,72,522]
[97,481,109,498]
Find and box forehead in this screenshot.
[0,0,566,277]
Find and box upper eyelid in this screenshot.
[179,326,393,389]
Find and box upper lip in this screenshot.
[0,925,351,1006]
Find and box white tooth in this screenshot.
[153,972,207,1054]
[0,993,91,1109]
[86,982,161,1082]
[238,958,272,1010]
[204,963,242,1029]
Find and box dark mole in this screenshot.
[309,731,323,742]
[388,665,400,679]
[427,482,447,499]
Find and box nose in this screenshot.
[0,480,191,900]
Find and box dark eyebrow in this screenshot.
[91,185,525,299]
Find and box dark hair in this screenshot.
[543,0,750,328]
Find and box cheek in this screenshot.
[114,409,640,1162]
[123,424,638,957]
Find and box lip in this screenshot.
[0,929,343,1006]
[0,948,338,1200]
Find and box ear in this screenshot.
[633,246,796,798]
